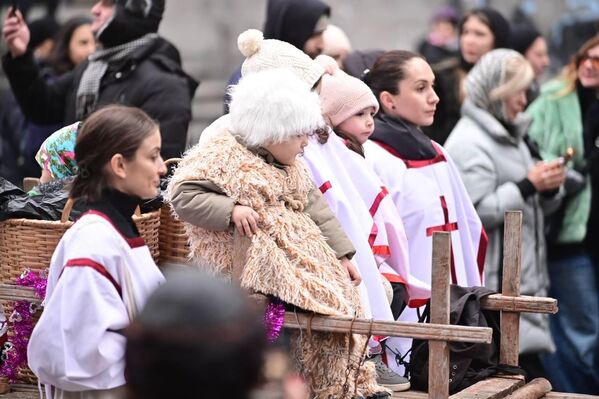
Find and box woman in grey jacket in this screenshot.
[445,49,565,379]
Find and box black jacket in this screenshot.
[2,37,198,159]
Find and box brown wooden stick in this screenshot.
[283,312,492,343]
[429,232,451,399]
[500,211,523,366]
[481,294,557,314]
[503,378,552,399]
[450,375,525,398]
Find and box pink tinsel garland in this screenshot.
[264,297,285,343]
[0,269,47,382]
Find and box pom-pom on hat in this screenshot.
[228,69,325,147]
[237,29,325,89]
[316,55,379,128]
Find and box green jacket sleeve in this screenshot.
[304,187,356,260]
[169,180,235,231]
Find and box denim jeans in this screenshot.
[542,253,599,394]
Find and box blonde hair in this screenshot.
[556,36,599,97]
[489,54,534,101]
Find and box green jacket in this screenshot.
[526,79,591,243]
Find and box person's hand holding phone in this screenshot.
[3,3,30,59]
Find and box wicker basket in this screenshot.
[0,199,162,284]
[0,217,72,285]
[133,208,161,262]
[158,158,191,265]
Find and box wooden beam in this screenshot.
[0,284,39,303]
[450,375,525,399]
[283,312,492,343]
[429,232,452,399]
[481,294,558,314]
[504,378,552,398]
[500,211,523,366]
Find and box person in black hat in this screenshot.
[223,0,330,114]
[2,0,198,160]
[510,26,550,104]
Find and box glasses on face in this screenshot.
[581,54,599,69]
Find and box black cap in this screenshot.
[97,0,165,47]
[28,16,60,51]
[510,26,541,55]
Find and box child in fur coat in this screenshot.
[167,69,389,399]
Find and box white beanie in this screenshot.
[316,55,379,128]
[229,69,325,147]
[238,29,325,88]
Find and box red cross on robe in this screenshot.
[426,195,459,283]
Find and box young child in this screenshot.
[167,69,388,399]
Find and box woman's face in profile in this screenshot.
[385,57,439,127]
[120,129,166,199]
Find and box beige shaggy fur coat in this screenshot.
[167,131,386,398]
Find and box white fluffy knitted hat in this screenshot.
[316,55,379,128]
[229,68,325,147]
[238,29,325,88]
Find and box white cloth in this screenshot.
[28,212,164,398]
[364,139,486,373]
[301,132,427,322]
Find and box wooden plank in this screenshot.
[0,285,40,303]
[429,232,451,399]
[392,392,428,398]
[450,376,525,399]
[500,211,523,366]
[284,312,492,343]
[504,378,552,398]
[481,294,557,314]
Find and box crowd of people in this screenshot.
[0,0,598,398]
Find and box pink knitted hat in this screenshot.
[316,55,379,128]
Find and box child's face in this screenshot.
[336,106,376,144]
[264,134,310,165]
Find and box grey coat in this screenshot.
[445,100,559,355]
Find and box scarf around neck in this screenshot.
[75,33,158,119]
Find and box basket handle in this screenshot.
[60,198,75,223]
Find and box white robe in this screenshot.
[364,139,486,373]
[28,211,164,398]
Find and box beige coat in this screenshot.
[166,131,385,398]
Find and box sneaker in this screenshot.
[368,354,410,392]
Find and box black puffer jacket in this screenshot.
[2,0,198,159]
[2,37,197,159]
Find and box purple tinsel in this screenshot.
[264,298,285,343]
[0,268,47,382]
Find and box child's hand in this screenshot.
[340,257,362,286]
[231,205,260,237]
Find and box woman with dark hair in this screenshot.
[426,7,511,145]
[525,36,599,394]
[47,16,96,76]
[362,50,487,372]
[27,105,166,399]
[125,269,266,399]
